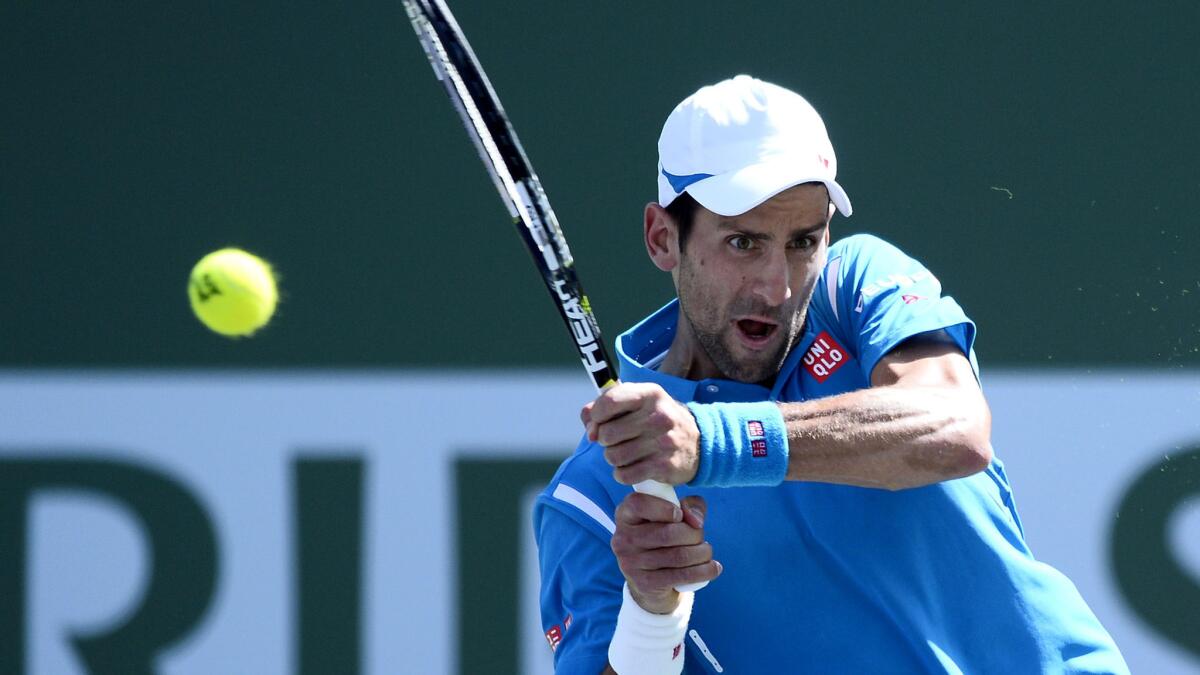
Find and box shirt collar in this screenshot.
[615,300,773,404]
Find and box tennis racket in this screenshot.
[403,0,705,592]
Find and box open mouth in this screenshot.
[735,318,778,347]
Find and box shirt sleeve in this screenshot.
[821,234,978,379]
[534,497,624,674]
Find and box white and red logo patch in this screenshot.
[545,613,572,652]
[803,331,850,383]
[750,439,768,457]
[746,420,764,438]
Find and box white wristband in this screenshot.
[607,583,694,675]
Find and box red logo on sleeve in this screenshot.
[802,331,850,383]
[750,439,768,457]
[673,642,683,659]
[545,612,573,652]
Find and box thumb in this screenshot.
[679,495,707,529]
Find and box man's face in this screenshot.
[674,183,832,384]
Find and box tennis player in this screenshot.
[534,75,1128,674]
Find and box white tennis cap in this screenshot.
[657,75,852,217]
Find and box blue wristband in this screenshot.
[686,401,788,488]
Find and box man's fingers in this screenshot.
[588,383,699,486]
[614,491,683,526]
[603,436,658,472]
[630,542,713,571]
[679,495,707,529]
[611,490,721,601]
[610,452,683,486]
[580,402,602,441]
[582,397,638,444]
[626,560,723,593]
[588,382,659,425]
[594,405,671,448]
[611,521,706,555]
[595,414,644,450]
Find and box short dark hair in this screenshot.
[664,192,700,252]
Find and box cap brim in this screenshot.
[685,161,853,218]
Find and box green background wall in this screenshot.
[3,2,1197,369]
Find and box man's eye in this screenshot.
[729,236,754,250]
[790,237,816,250]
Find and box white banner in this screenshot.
[0,371,1196,674]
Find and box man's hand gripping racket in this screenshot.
[403,0,706,592]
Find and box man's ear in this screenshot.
[644,202,679,272]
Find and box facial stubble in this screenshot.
[676,261,815,385]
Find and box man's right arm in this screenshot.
[535,488,719,674]
[610,492,717,614]
[605,493,719,674]
[534,499,624,674]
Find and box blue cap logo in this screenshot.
[660,168,714,195]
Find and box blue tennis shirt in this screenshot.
[534,234,1127,674]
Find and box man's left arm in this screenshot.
[778,336,991,490]
[585,337,991,491]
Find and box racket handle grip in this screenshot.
[601,385,708,592]
[633,478,681,506]
[633,479,710,593]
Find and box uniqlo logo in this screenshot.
[902,294,923,304]
[672,642,683,660]
[545,625,562,652]
[751,439,768,457]
[746,420,764,438]
[803,331,849,383]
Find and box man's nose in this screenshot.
[753,249,792,306]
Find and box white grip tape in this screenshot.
[607,583,694,675]
[633,480,709,593]
[633,479,679,506]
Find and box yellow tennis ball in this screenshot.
[188,248,279,337]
